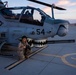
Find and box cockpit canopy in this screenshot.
[0,6,51,26]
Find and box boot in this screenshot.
[25,55,29,59]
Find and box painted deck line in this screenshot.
[5,45,47,70]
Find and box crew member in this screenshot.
[18,36,31,60]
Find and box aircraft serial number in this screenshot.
[36,29,45,35]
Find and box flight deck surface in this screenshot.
[0,25,76,75]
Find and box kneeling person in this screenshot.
[18,36,31,60]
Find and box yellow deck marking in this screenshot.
[5,45,48,70]
[38,52,76,68]
[71,57,76,60]
[38,53,62,58]
[61,53,76,68]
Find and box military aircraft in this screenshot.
[0,0,73,51]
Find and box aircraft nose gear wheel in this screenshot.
[34,39,47,47]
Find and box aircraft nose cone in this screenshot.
[57,22,69,37]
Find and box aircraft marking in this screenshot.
[36,29,45,35]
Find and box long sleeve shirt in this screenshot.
[18,42,28,50]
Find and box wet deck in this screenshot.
[0,25,76,75]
